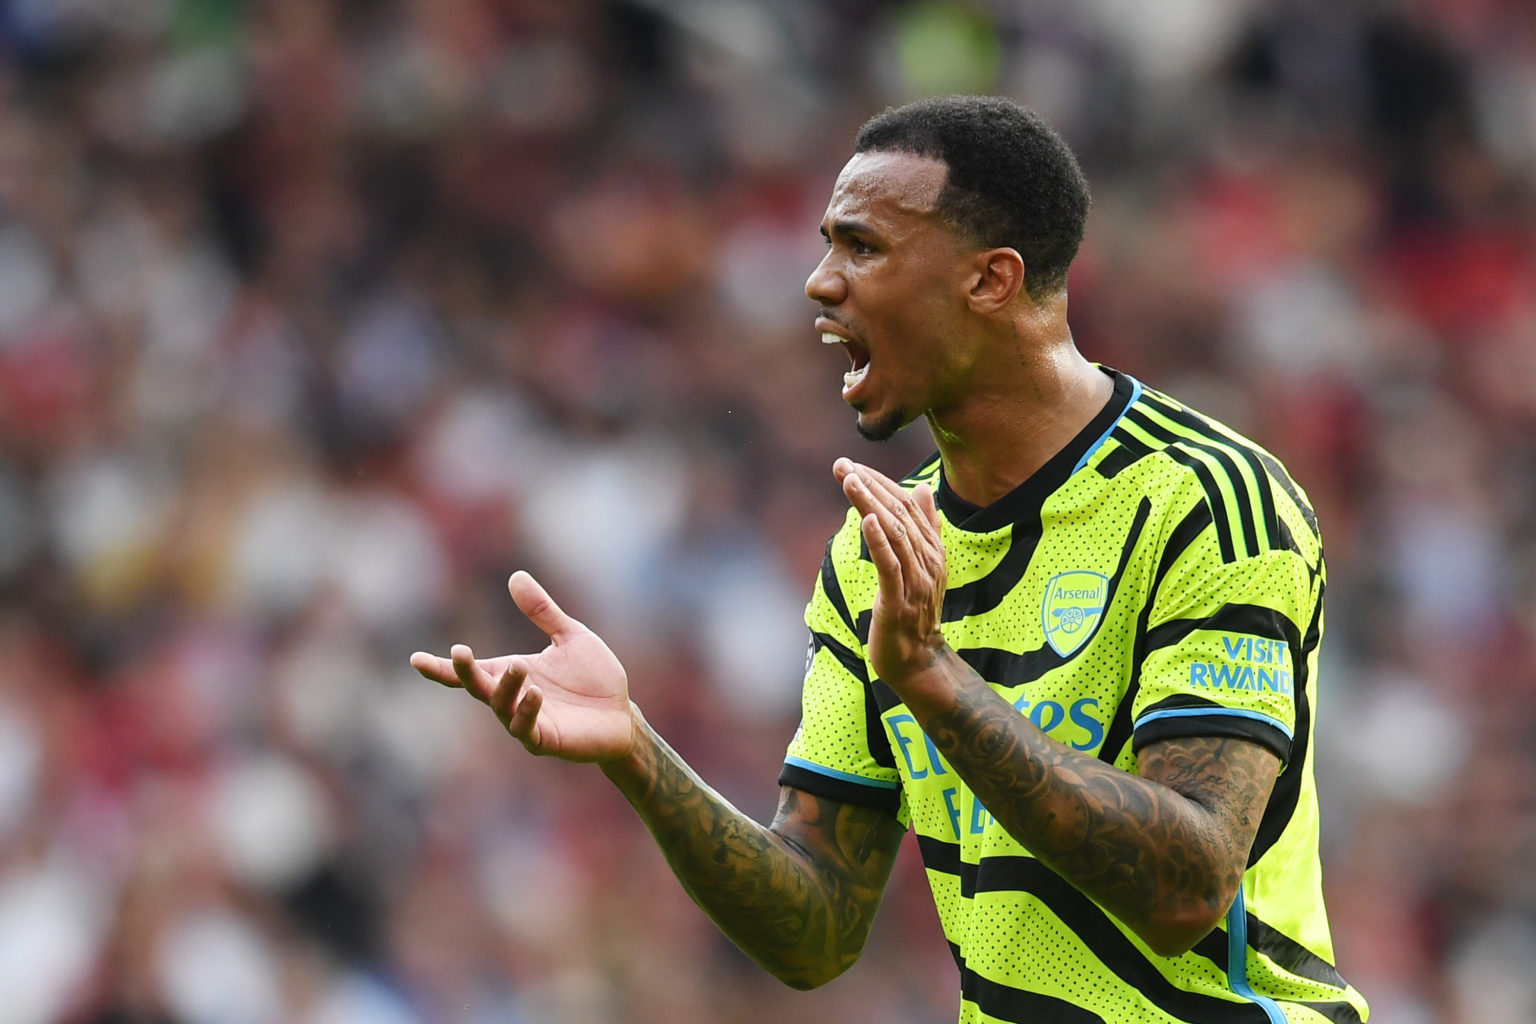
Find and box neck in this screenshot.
[927,343,1113,509]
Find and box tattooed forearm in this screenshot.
[602,715,905,989]
[915,651,1279,955]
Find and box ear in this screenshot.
[965,248,1026,314]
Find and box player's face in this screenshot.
[805,151,979,442]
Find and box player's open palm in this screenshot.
[411,571,635,763]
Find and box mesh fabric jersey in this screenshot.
[781,368,1370,1024]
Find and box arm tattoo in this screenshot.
[606,724,905,988]
[920,666,1278,949]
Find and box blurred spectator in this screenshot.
[0,1,1531,1022]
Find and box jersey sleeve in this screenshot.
[1131,487,1319,765]
[780,519,906,820]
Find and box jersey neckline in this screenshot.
[934,366,1138,533]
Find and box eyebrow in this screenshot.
[821,219,874,240]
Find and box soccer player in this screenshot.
[412,96,1370,1023]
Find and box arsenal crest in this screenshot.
[1041,571,1108,657]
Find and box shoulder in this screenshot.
[1105,383,1321,567]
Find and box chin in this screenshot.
[854,407,907,443]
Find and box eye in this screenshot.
[820,227,877,255]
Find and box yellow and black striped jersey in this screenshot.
[781,368,1369,1024]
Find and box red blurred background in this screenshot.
[0,2,1532,1022]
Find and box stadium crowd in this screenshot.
[0,1,1532,1022]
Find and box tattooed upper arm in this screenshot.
[771,786,906,881]
[1137,735,1281,874]
[767,786,906,975]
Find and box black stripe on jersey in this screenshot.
[1141,393,1279,556]
[1248,584,1322,864]
[1100,502,1215,765]
[1205,919,1363,1024]
[1159,501,1216,584]
[1121,412,1237,563]
[916,835,1271,1023]
[819,544,858,637]
[1124,407,1253,563]
[902,452,943,487]
[1191,918,1361,1024]
[864,678,897,768]
[1095,719,1134,770]
[957,645,1061,687]
[951,498,1150,699]
[777,762,901,814]
[812,632,867,684]
[1246,916,1347,990]
[1272,514,1303,560]
[1093,430,1153,479]
[1254,449,1319,540]
[1143,603,1299,656]
[960,963,1107,1024]
[808,631,895,770]
[941,528,1042,622]
[1130,694,1292,763]
[855,487,1124,634]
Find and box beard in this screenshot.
[854,405,908,442]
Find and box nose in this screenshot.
[805,249,846,306]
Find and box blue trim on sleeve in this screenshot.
[1226,889,1289,1024]
[1072,375,1143,475]
[1134,706,1294,742]
[783,756,901,790]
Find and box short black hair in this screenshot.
[854,95,1090,301]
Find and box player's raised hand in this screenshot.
[833,458,949,690]
[411,571,635,763]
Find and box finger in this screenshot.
[862,470,943,573]
[837,459,903,522]
[488,656,531,727]
[860,463,927,528]
[839,465,877,517]
[410,651,462,688]
[839,459,910,510]
[914,481,941,532]
[844,470,920,571]
[451,644,499,704]
[859,511,905,592]
[505,683,545,749]
[910,482,946,568]
[842,462,934,547]
[508,571,581,642]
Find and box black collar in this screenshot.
[935,367,1136,533]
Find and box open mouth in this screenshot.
[821,330,870,394]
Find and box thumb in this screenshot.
[508,571,581,641]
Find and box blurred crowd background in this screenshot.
[0,1,1532,1022]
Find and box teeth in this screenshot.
[821,331,844,345]
[843,365,869,388]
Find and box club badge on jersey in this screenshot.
[1041,570,1109,657]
